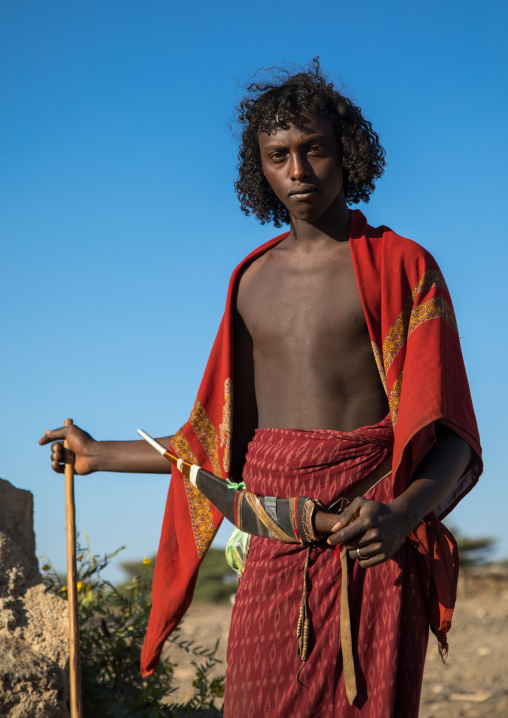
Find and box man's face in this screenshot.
[258,113,345,225]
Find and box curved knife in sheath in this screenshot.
[137,429,321,544]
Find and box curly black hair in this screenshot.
[235,59,386,227]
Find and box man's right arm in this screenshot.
[39,425,173,475]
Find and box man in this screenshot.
[41,62,481,717]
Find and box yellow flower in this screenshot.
[77,581,83,592]
[143,557,151,566]
[77,553,84,562]
[60,586,67,593]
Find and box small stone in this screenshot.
[449,692,492,702]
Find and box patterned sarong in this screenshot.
[225,417,428,718]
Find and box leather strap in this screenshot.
[341,455,393,503]
[336,454,393,706]
[326,454,393,514]
[340,546,357,705]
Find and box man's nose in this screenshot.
[289,152,311,180]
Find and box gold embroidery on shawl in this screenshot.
[382,271,455,427]
[371,342,387,394]
[408,297,458,336]
[382,270,453,373]
[219,378,233,474]
[190,400,222,478]
[184,480,216,558]
[171,429,197,464]
[388,371,403,425]
[171,428,215,558]
[382,299,412,374]
[411,269,448,300]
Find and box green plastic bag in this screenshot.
[225,527,250,576]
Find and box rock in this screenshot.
[0,478,69,717]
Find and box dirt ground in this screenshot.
[167,575,508,716]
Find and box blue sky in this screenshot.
[1,0,507,582]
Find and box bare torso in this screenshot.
[233,233,388,462]
[227,113,389,474]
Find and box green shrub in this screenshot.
[119,548,238,605]
[445,525,497,569]
[42,537,224,717]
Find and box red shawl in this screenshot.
[140,209,482,677]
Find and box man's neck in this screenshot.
[287,197,350,248]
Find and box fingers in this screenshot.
[346,542,384,567]
[39,427,70,445]
[329,498,364,533]
[327,497,366,545]
[321,496,403,568]
[48,440,73,473]
[39,431,74,474]
[318,504,384,568]
[349,548,386,569]
[51,459,65,474]
[328,497,406,568]
[40,424,94,475]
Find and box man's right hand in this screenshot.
[39,425,174,475]
[39,425,97,475]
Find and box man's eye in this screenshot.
[309,145,324,153]
[270,152,285,162]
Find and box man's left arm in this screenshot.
[317,425,473,567]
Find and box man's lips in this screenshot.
[288,186,318,197]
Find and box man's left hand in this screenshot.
[318,498,412,568]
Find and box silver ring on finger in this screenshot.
[356,548,364,560]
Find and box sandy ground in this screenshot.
[167,576,508,716]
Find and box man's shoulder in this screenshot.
[359,212,439,272]
[224,232,289,299]
[230,232,288,281]
[240,232,289,265]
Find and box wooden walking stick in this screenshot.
[64,418,83,718]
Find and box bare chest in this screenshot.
[237,244,368,351]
